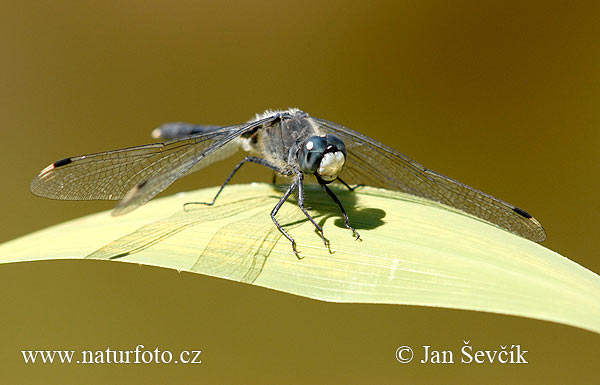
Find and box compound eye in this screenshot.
[325,134,346,158]
[299,136,327,174]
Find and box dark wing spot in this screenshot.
[53,158,72,168]
[513,207,533,219]
[138,180,148,189]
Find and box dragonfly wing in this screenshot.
[151,124,244,177]
[312,117,546,242]
[31,116,277,215]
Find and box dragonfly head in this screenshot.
[298,134,347,183]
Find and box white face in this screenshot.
[317,151,346,181]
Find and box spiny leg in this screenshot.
[319,182,360,240]
[337,177,364,192]
[271,179,302,258]
[296,172,328,248]
[184,156,287,210]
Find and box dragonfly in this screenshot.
[31,108,546,256]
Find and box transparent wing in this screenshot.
[151,122,240,178]
[312,117,546,242]
[31,116,276,215]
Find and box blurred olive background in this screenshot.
[1,1,599,384]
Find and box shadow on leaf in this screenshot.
[85,183,385,283]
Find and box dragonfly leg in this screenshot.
[336,177,364,192]
[320,182,360,240]
[296,172,328,248]
[271,179,302,258]
[184,156,287,209]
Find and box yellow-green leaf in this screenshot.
[1,183,598,333]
